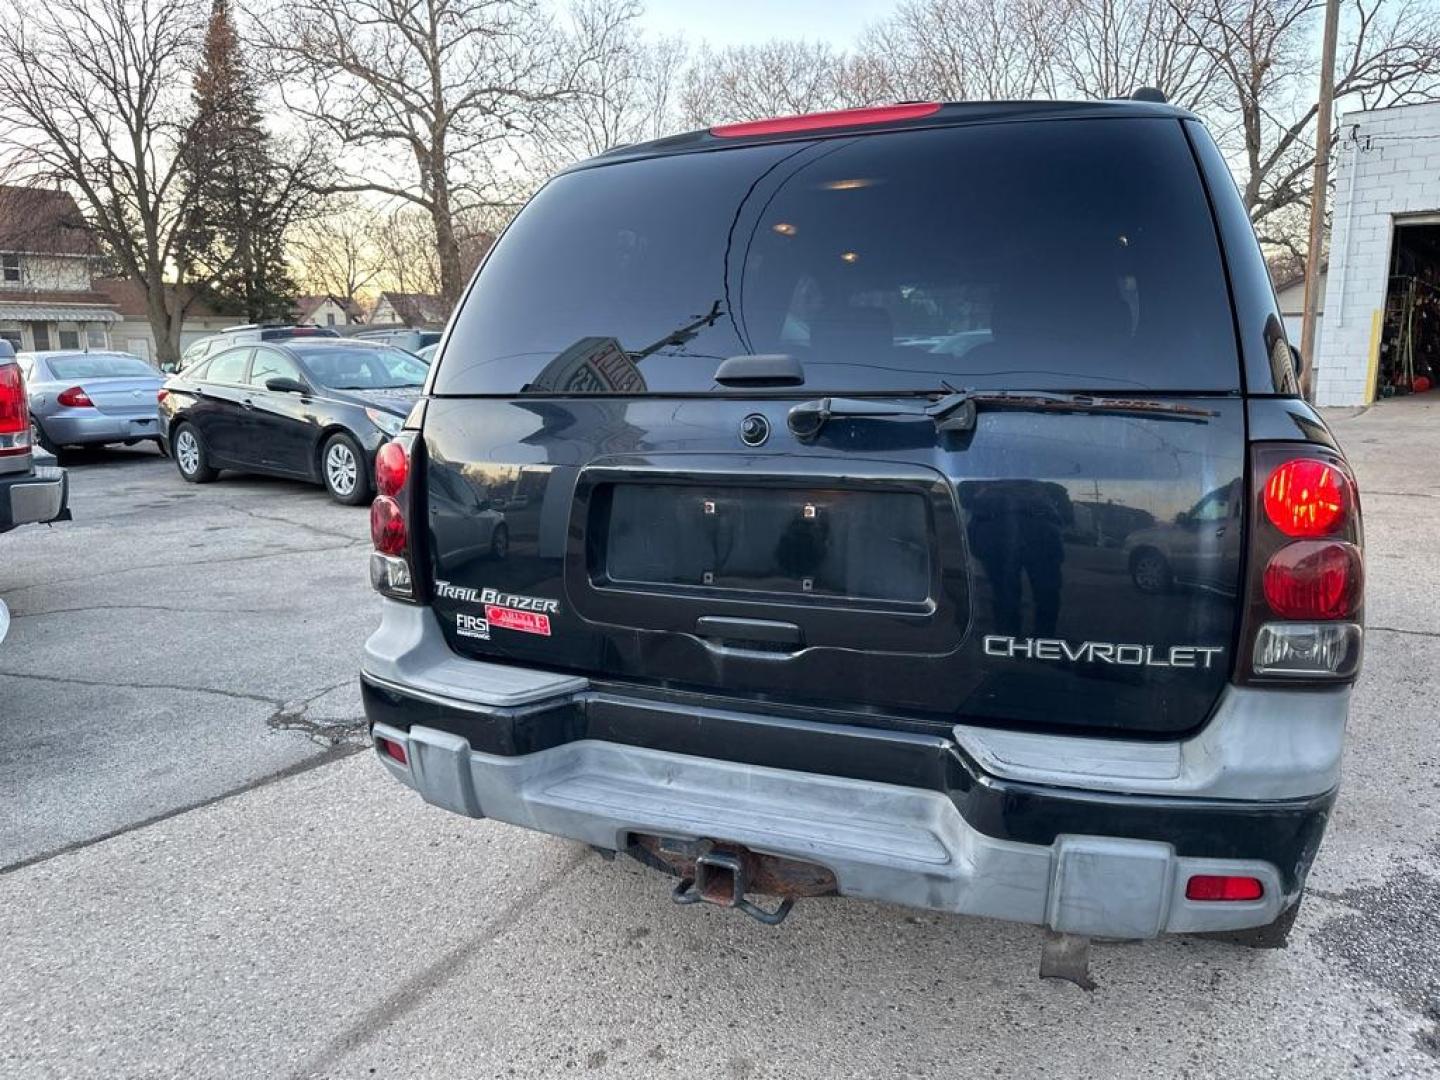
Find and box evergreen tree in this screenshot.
[181,0,300,322]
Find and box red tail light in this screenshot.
[375,440,408,497]
[0,363,29,457]
[370,429,419,599]
[1240,445,1364,683]
[1263,459,1346,537]
[1185,875,1264,902]
[370,496,407,555]
[376,736,408,765]
[1263,541,1362,619]
[56,386,94,408]
[712,102,941,138]
[157,388,169,404]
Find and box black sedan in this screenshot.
[158,339,426,504]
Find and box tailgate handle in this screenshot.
[695,616,802,646]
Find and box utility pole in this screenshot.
[1299,0,1340,402]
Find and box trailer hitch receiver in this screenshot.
[672,849,795,926]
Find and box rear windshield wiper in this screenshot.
[787,391,1217,442]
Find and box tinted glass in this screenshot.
[293,344,426,389]
[206,348,251,384]
[436,119,1238,396]
[248,348,303,386]
[46,354,156,379]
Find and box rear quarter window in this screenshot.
[435,117,1239,396]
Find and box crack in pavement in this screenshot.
[0,668,280,706]
[224,503,364,545]
[285,846,591,1080]
[9,602,280,620]
[0,744,365,876]
[267,679,368,748]
[1368,625,1440,640]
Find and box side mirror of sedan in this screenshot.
[266,377,309,394]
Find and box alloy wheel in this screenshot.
[326,441,357,497]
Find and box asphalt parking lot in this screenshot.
[3,401,1440,1080]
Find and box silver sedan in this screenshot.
[21,351,165,455]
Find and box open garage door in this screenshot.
[1379,222,1440,400]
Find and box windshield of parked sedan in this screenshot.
[46,354,156,379]
[293,345,427,390]
[434,118,1240,395]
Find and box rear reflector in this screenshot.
[56,386,94,408]
[1185,875,1264,902]
[377,736,408,765]
[1262,540,1362,619]
[370,495,406,555]
[712,102,941,138]
[1263,458,1346,537]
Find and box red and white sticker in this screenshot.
[485,605,552,637]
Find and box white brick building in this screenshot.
[1316,102,1440,405]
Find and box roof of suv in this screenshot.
[579,98,1197,171]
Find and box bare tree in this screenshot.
[1053,0,1221,108]
[535,19,686,167]
[254,0,640,304]
[858,0,1058,101]
[0,0,208,362]
[680,40,869,127]
[1177,0,1440,249]
[291,201,382,307]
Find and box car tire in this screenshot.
[1197,894,1302,950]
[1130,549,1172,594]
[29,415,60,457]
[321,432,370,505]
[172,423,218,483]
[490,524,510,561]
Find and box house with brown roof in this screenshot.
[369,291,449,328]
[0,185,121,353]
[91,278,243,362]
[294,293,362,329]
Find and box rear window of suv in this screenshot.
[434,117,1239,396]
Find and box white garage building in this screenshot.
[1316,102,1440,406]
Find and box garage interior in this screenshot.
[1379,221,1440,398]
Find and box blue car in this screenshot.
[20,350,165,456]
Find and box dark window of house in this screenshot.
[1,253,19,283]
[31,322,50,351]
[436,118,1238,396]
[57,329,80,351]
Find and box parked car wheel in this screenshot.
[490,523,510,560]
[321,432,370,505]
[172,423,218,483]
[1130,548,1172,594]
[29,415,60,457]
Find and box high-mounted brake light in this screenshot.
[711,102,941,138]
[1263,458,1346,537]
[56,386,93,408]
